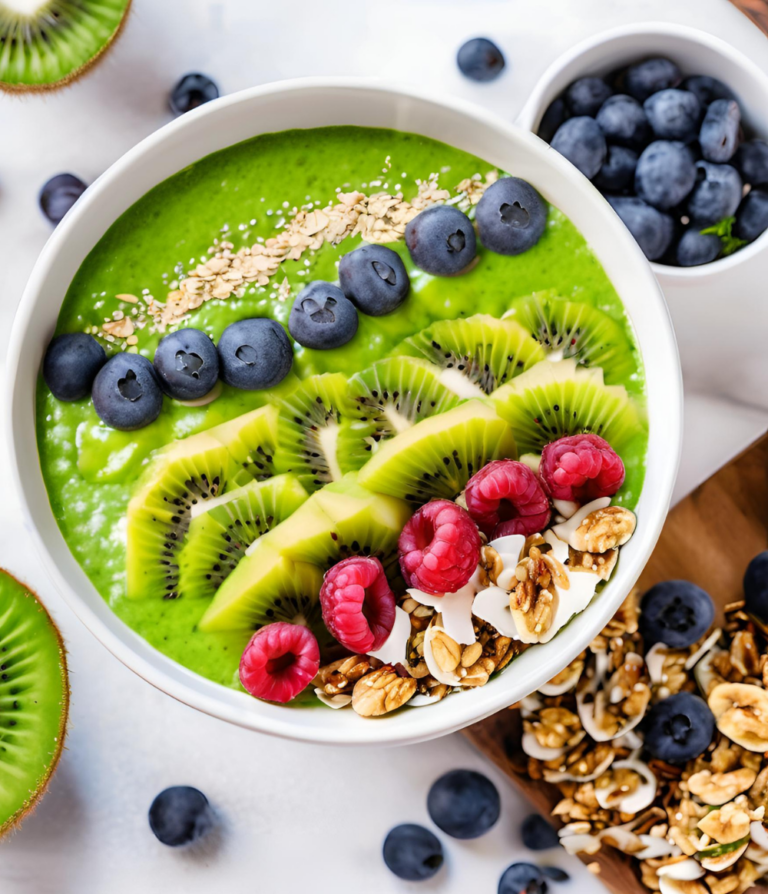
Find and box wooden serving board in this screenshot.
[730,0,768,36]
[464,435,768,894]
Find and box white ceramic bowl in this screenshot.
[518,23,768,409]
[6,79,682,746]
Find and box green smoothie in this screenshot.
[36,126,646,692]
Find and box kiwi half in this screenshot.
[357,399,517,503]
[0,570,68,836]
[0,0,132,93]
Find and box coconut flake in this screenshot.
[314,689,352,709]
[694,647,724,697]
[407,580,477,645]
[538,663,582,697]
[543,747,615,783]
[594,759,657,814]
[539,568,599,644]
[521,731,567,761]
[408,692,448,708]
[423,625,463,686]
[646,642,669,684]
[634,835,682,860]
[685,628,722,671]
[752,822,768,851]
[543,529,570,565]
[552,497,611,547]
[558,833,601,855]
[657,859,704,880]
[472,586,518,638]
[553,499,580,519]
[176,379,223,407]
[368,606,410,665]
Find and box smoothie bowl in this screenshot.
[7,81,682,745]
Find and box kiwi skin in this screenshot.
[0,570,69,838]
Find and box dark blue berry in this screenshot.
[499,862,547,894]
[736,139,768,186]
[521,814,560,851]
[700,99,741,163]
[541,867,570,882]
[476,177,548,256]
[456,38,505,82]
[148,786,214,847]
[640,580,715,648]
[687,161,743,226]
[734,188,768,243]
[564,77,613,117]
[39,173,87,225]
[218,318,293,387]
[405,205,477,276]
[607,196,674,260]
[593,145,638,193]
[625,57,682,101]
[644,692,715,764]
[550,117,606,179]
[538,98,567,144]
[427,769,500,839]
[338,244,410,316]
[635,141,697,210]
[676,229,722,267]
[288,282,358,350]
[153,328,219,401]
[681,75,736,108]
[43,332,106,402]
[92,353,163,431]
[169,73,219,116]
[382,824,443,881]
[745,552,768,621]
[595,95,651,150]
[644,89,701,143]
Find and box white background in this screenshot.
[2,2,768,892]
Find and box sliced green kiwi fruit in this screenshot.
[0,570,68,836]
[393,313,546,397]
[177,474,310,601]
[0,0,132,93]
[502,290,640,389]
[272,373,367,490]
[357,399,517,504]
[207,404,279,483]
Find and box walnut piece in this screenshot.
[687,768,756,806]
[697,800,751,844]
[351,667,416,717]
[570,506,636,553]
[568,547,619,581]
[314,654,372,694]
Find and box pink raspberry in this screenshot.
[540,434,625,502]
[398,500,481,595]
[320,557,396,653]
[465,459,550,539]
[239,621,320,703]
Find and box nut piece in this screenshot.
[461,642,483,668]
[314,655,372,694]
[352,667,416,717]
[697,801,750,844]
[461,657,497,687]
[430,628,462,674]
[570,506,636,554]
[687,768,757,806]
[568,547,619,581]
[708,682,768,752]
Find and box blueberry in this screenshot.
[640,580,715,648]
[456,37,505,82]
[744,551,768,621]
[736,139,768,186]
[687,161,743,226]
[405,205,477,276]
[39,173,87,225]
[499,862,547,894]
[595,95,651,150]
[538,98,567,144]
[643,89,701,143]
[635,141,697,210]
[218,318,293,387]
[382,823,443,882]
[148,786,214,847]
[521,814,560,850]
[169,73,219,116]
[338,244,410,316]
[288,282,358,349]
[43,332,106,402]
[644,692,715,763]
[625,57,682,101]
[564,77,613,117]
[427,769,500,839]
[476,177,548,255]
[593,145,638,193]
[541,867,570,882]
[699,99,741,163]
[607,196,674,261]
[550,117,606,179]
[153,328,219,401]
[734,187,768,243]
[92,353,163,431]
[676,229,722,266]
[682,75,735,109]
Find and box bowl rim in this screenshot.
[516,21,768,280]
[6,77,683,746]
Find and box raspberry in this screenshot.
[539,434,625,502]
[239,622,320,704]
[465,460,550,538]
[398,500,481,595]
[320,557,396,653]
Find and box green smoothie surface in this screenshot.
[36,126,647,692]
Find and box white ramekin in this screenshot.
[6,79,681,746]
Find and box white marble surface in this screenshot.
[1,2,767,892]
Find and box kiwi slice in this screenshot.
[357,399,517,503]
[393,313,546,398]
[0,570,68,835]
[272,373,367,490]
[177,474,310,601]
[0,0,132,93]
[503,290,640,389]
[207,404,279,483]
